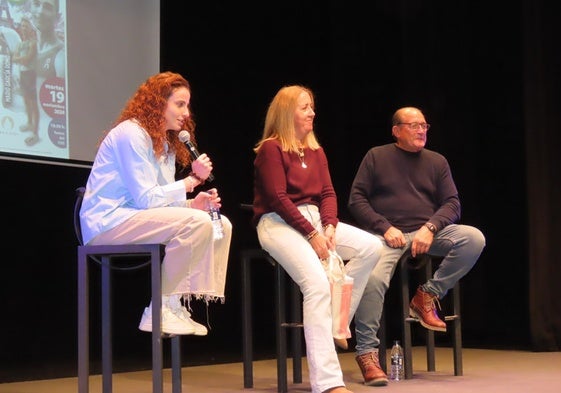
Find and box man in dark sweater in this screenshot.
[347,107,486,386]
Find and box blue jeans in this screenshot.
[257,204,382,393]
[354,224,485,355]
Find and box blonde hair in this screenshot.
[254,85,320,153]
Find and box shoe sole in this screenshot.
[364,378,389,386]
[139,323,208,336]
[139,318,204,335]
[409,307,447,332]
[139,324,196,335]
[138,327,177,338]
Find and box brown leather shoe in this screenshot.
[355,351,388,386]
[409,286,447,332]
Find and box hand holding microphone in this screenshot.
[179,130,215,182]
[179,131,224,239]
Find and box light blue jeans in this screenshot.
[354,224,485,355]
[257,204,383,393]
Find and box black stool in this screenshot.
[75,187,182,393]
[240,206,303,393]
[379,249,462,378]
[241,249,304,393]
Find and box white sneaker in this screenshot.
[176,308,208,336]
[164,294,208,336]
[138,304,196,335]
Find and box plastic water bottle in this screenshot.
[389,340,404,381]
[208,203,224,240]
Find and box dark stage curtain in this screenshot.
[523,0,561,351]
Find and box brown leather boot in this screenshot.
[355,351,388,386]
[409,286,447,332]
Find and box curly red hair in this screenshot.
[109,71,196,168]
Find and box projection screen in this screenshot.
[0,0,160,168]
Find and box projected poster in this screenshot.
[0,0,67,160]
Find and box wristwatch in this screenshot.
[424,222,437,234]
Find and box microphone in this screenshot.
[178,130,214,182]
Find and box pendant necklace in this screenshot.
[297,147,307,169]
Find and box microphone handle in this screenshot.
[187,144,200,159]
[186,142,214,182]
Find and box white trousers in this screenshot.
[257,204,382,393]
[89,206,232,301]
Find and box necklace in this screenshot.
[297,147,307,169]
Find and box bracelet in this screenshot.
[306,229,319,241]
[323,224,335,231]
[185,176,196,193]
[189,171,205,184]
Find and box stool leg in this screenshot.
[171,336,182,393]
[426,330,436,371]
[424,260,436,372]
[78,248,89,393]
[452,283,463,376]
[290,279,302,384]
[379,310,387,373]
[151,250,164,393]
[101,256,113,393]
[241,251,254,388]
[400,259,413,379]
[275,263,288,393]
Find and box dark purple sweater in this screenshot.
[348,143,461,235]
[252,139,339,236]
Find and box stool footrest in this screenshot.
[281,322,304,328]
[407,315,459,323]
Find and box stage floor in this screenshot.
[1,347,560,393]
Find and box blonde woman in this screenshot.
[252,85,382,393]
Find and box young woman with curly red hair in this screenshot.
[80,72,231,335]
